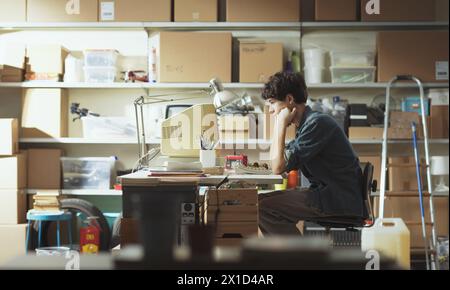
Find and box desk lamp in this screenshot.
[431,156,449,192]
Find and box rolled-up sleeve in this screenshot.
[284,117,338,172]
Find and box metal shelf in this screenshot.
[26,189,122,196]
[1,21,447,31]
[301,21,449,30]
[1,82,448,90]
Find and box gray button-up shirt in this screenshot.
[284,106,364,216]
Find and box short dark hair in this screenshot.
[261,72,308,104]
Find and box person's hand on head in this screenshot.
[277,107,297,128]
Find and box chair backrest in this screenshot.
[360,162,375,223]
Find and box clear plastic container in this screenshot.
[82,117,137,139]
[330,66,376,83]
[303,48,326,68]
[83,66,116,83]
[330,51,375,67]
[61,157,116,190]
[304,66,325,84]
[84,49,119,67]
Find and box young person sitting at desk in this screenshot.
[259,72,364,236]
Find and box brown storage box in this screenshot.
[0,119,19,156]
[0,190,27,224]
[207,205,258,223]
[27,0,98,22]
[263,105,296,141]
[374,196,449,248]
[206,188,258,206]
[361,0,435,22]
[359,156,381,190]
[150,32,232,83]
[388,111,423,139]
[27,149,63,190]
[214,238,243,247]
[0,153,27,189]
[218,114,258,140]
[239,42,283,83]
[21,89,68,138]
[0,224,28,266]
[436,0,449,21]
[301,0,316,21]
[377,31,449,83]
[175,0,218,22]
[26,44,69,75]
[349,127,383,140]
[430,106,449,139]
[120,218,140,247]
[99,0,172,22]
[226,0,300,22]
[0,0,26,22]
[388,156,426,192]
[315,0,358,21]
[214,222,258,238]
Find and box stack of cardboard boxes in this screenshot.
[0,118,28,266]
[205,188,259,247]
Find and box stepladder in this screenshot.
[378,75,439,270]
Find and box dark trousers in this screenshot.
[258,188,327,236]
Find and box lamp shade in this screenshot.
[431,156,449,176]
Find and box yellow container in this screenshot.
[361,218,410,270]
[274,179,288,191]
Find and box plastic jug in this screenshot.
[361,218,410,270]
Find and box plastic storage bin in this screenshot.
[303,48,326,68]
[330,51,375,67]
[304,66,325,84]
[84,66,116,83]
[84,49,119,67]
[61,157,116,190]
[82,117,137,139]
[330,66,376,83]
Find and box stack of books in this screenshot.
[33,190,64,212]
[0,64,24,82]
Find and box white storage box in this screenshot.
[84,66,117,83]
[84,49,119,67]
[330,66,376,83]
[82,117,137,139]
[61,157,116,190]
[304,66,325,84]
[330,51,375,67]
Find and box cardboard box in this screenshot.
[348,127,383,140]
[374,196,449,248]
[120,218,140,247]
[0,153,27,189]
[0,190,26,224]
[0,119,19,156]
[316,0,358,21]
[149,32,232,83]
[301,0,315,21]
[0,0,26,22]
[358,156,381,190]
[264,105,296,141]
[436,0,449,21]
[361,0,435,22]
[388,157,426,192]
[226,0,300,22]
[430,106,449,139]
[239,41,283,83]
[26,44,69,75]
[21,89,68,138]
[388,111,423,139]
[175,0,218,22]
[377,31,449,83]
[27,0,99,22]
[27,149,63,190]
[218,114,258,140]
[0,224,27,266]
[99,0,171,22]
[214,222,258,238]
